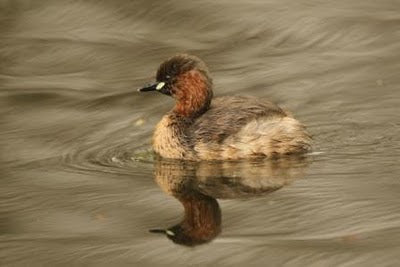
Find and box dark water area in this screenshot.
[1,0,400,266]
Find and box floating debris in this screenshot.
[135,118,145,126]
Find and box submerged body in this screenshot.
[139,54,311,161]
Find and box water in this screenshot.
[1,0,400,266]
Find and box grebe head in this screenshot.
[139,54,213,117]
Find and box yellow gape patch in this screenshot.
[156,82,165,90]
[166,230,175,236]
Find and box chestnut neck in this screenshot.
[172,70,213,120]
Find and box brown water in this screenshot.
[1,0,400,266]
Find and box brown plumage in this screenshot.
[138,54,311,160]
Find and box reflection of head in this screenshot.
[150,191,221,246]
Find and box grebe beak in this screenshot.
[138,82,165,92]
[149,229,166,234]
[149,228,175,236]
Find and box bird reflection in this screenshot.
[150,189,221,246]
[150,156,310,246]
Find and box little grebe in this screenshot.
[138,54,311,160]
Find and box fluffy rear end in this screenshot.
[195,116,311,160]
